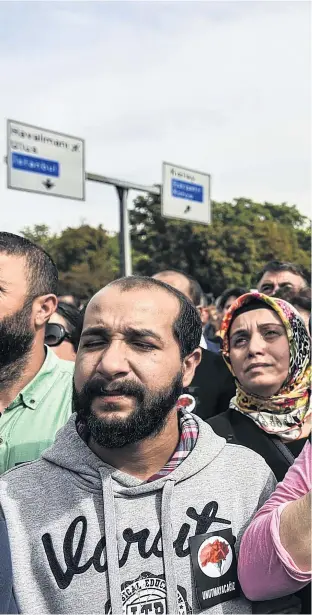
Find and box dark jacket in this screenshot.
[208,407,307,480]
[184,349,236,420]
[208,407,310,614]
[0,517,17,613]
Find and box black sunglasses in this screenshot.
[45,323,73,347]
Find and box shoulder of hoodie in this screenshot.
[0,457,48,488]
[201,417,275,483]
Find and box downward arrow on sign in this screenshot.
[43,178,54,190]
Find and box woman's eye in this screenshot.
[264,330,279,338]
[233,337,248,347]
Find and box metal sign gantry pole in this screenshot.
[86,172,160,277]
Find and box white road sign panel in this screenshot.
[7,119,85,201]
[162,162,211,225]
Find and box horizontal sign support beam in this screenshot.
[86,171,160,195]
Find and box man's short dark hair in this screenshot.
[218,287,248,311]
[0,232,58,297]
[108,276,202,358]
[256,261,308,285]
[154,269,203,306]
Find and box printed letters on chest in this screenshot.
[42,501,231,589]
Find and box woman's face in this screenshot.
[229,307,290,397]
[48,313,76,362]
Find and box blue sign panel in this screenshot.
[171,179,203,203]
[12,153,59,177]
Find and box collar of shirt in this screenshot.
[6,346,61,412]
[147,410,198,482]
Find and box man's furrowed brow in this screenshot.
[81,325,111,339]
[124,327,163,343]
[80,325,163,343]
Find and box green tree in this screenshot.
[130,195,311,295]
[20,224,120,301]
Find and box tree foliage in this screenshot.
[20,198,310,300]
[21,224,120,301]
[129,196,311,295]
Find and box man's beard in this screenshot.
[0,300,34,389]
[73,372,184,448]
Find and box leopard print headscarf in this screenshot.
[221,292,311,441]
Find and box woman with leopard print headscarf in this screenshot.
[208,292,311,613]
[208,291,311,480]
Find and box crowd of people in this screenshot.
[0,230,310,614]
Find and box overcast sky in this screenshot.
[0,1,310,236]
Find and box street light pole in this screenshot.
[86,171,160,278]
[116,186,131,277]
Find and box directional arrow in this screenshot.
[43,178,54,190]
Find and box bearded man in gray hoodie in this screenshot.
[0,276,276,614]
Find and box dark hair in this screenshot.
[256,261,307,285]
[0,232,58,297]
[109,276,202,358]
[154,269,203,306]
[57,302,84,352]
[218,287,248,311]
[274,287,311,314]
[58,294,80,308]
[199,292,208,307]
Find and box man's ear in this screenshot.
[32,295,58,328]
[182,348,202,388]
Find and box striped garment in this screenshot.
[147,410,199,482]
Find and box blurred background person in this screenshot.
[218,286,248,320]
[256,261,308,297]
[45,302,83,362]
[57,294,80,308]
[274,287,311,333]
[209,292,311,479]
[152,270,235,419]
[203,304,220,345]
[207,286,248,352]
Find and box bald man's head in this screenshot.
[152,271,192,302]
[152,270,203,307]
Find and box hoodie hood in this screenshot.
[42,410,226,496]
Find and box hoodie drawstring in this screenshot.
[101,473,177,615]
[102,473,123,615]
[161,479,178,614]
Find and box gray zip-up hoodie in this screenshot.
[0,412,275,614]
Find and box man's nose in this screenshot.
[96,341,130,379]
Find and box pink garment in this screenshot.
[238,441,312,600]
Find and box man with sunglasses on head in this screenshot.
[0,232,74,474]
